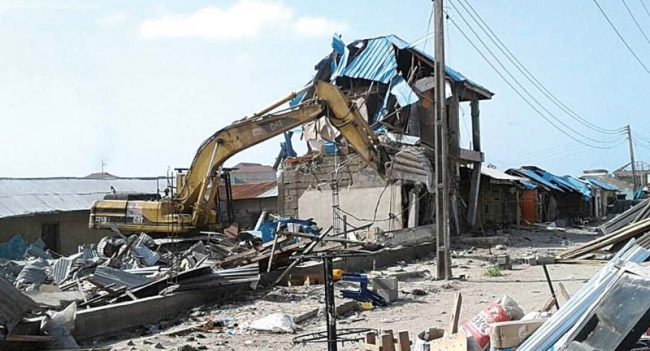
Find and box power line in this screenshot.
[450,1,624,145]
[423,2,435,52]
[634,131,650,143]
[455,0,626,135]
[622,0,650,44]
[446,7,626,148]
[641,0,650,18]
[593,0,650,75]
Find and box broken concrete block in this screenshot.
[524,256,537,266]
[371,277,398,303]
[496,254,512,270]
[524,254,555,266]
[536,254,555,265]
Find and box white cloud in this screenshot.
[99,13,128,26]
[294,17,347,38]
[139,0,345,40]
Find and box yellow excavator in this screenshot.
[89,81,382,235]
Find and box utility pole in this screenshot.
[626,125,639,197]
[434,0,451,280]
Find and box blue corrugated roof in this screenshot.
[562,176,592,200]
[511,169,563,192]
[339,35,490,93]
[518,179,538,190]
[585,178,618,192]
[341,37,398,84]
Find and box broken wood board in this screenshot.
[489,319,546,349]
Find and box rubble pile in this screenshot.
[0,219,389,349]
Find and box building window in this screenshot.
[41,223,59,252]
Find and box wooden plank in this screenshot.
[448,292,462,335]
[557,282,571,305]
[381,334,396,351]
[398,331,410,351]
[366,332,377,345]
[559,218,650,259]
[4,335,55,343]
[266,223,281,273]
[271,226,333,287]
[540,297,556,312]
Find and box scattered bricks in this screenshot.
[371,277,399,303]
[496,255,512,270]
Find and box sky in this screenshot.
[1,0,650,178]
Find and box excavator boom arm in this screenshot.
[89,82,381,234]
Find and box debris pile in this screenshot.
[0,216,388,348]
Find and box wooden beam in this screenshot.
[398,331,411,351]
[557,282,571,305]
[467,100,482,229]
[458,148,484,163]
[382,333,396,351]
[448,292,463,335]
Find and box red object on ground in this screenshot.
[462,303,511,350]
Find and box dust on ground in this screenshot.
[97,227,602,351]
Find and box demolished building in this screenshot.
[278,34,494,236]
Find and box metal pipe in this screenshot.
[252,85,310,117]
[323,256,337,351]
[542,264,560,310]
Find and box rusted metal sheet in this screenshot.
[230,181,277,200]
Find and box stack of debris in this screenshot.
[559,218,650,260]
[599,197,650,234]
[519,234,650,350]
[0,216,384,348]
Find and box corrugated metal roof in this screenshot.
[342,37,399,84]
[481,167,523,182]
[562,175,592,200]
[585,178,618,192]
[0,177,162,219]
[481,167,537,189]
[231,182,277,200]
[339,35,492,96]
[509,168,563,192]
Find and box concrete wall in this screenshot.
[232,197,277,230]
[0,211,110,255]
[279,154,385,218]
[298,185,403,232]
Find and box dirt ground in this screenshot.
[97,227,604,351]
